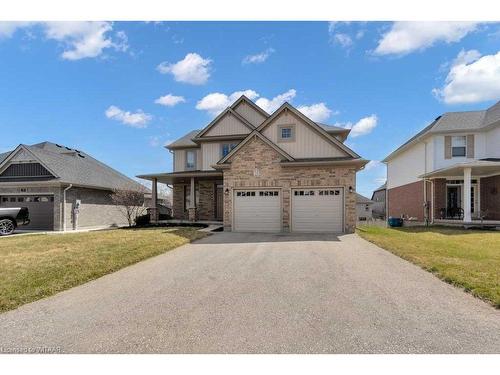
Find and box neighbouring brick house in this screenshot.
[138,96,368,233]
[370,183,386,219]
[383,100,500,225]
[0,142,148,231]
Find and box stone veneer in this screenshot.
[222,136,357,233]
[172,181,218,221]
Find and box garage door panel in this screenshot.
[0,195,54,230]
[291,188,343,233]
[233,190,281,232]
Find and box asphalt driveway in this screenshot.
[0,232,499,353]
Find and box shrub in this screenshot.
[135,214,150,227]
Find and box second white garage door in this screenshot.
[233,189,281,232]
[291,188,344,232]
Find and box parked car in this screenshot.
[0,207,30,235]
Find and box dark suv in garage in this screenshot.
[0,207,30,235]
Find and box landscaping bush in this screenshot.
[135,214,150,227]
[159,213,172,220]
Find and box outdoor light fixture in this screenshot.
[349,186,353,193]
[225,188,229,195]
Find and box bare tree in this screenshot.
[111,189,147,227]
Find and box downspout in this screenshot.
[62,184,73,231]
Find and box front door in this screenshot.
[447,186,460,212]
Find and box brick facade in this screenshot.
[480,175,500,219]
[222,136,357,233]
[433,178,447,219]
[387,180,426,221]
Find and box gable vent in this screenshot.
[0,163,53,178]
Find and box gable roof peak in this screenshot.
[230,94,270,118]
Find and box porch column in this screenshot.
[150,177,159,222]
[463,167,472,222]
[188,177,196,221]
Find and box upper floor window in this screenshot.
[451,136,466,157]
[221,143,237,158]
[186,150,196,169]
[278,124,295,142]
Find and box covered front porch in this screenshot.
[137,170,223,223]
[420,160,500,226]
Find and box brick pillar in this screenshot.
[188,207,197,221]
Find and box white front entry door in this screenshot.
[291,188,344,232]
[233,189,281,232]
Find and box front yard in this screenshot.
[0,227,207,312]
[357,226,500,308]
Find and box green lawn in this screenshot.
[0,227,208,312]
[357,226,500,308]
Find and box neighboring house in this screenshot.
[0,142,147,231]
[144,192,172,217]
[371,183,386,219]
[383,101,500,224]
[355,193,374,221]
[138,96,368,233]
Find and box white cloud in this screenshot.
[0,21,128,60]
[340,114,378,137]
[332,33,353,48]
[154,94,186,107]
[433,50,500,104]
[255,89,297,113]
[374,22,479,56]
[157,53,211,85]
[0,22,32,38]
[105,105,152,128]
[196,90,259,116]
[364,160,382,171]
[242,48,275,64]
[297,103,333,122]
[149,136,161,147]
[328,21,365,50]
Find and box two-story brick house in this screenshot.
[384,101,500,224]
[138,96,368,233]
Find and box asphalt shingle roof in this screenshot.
[384,100,500,161]
[356,193,373,204]
[1,142,147,192]
[165,129,201,149]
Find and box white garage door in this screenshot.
[233,189,281,232]
[291,188,344,232]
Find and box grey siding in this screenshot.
[64,187,138,230]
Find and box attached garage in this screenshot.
[0,194,54,230]
[291,188,344,232]
[233,189,281,232]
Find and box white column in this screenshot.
[463,167,472,222]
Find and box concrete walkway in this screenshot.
[0,232,498,353]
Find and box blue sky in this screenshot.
[0,21,499,197]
